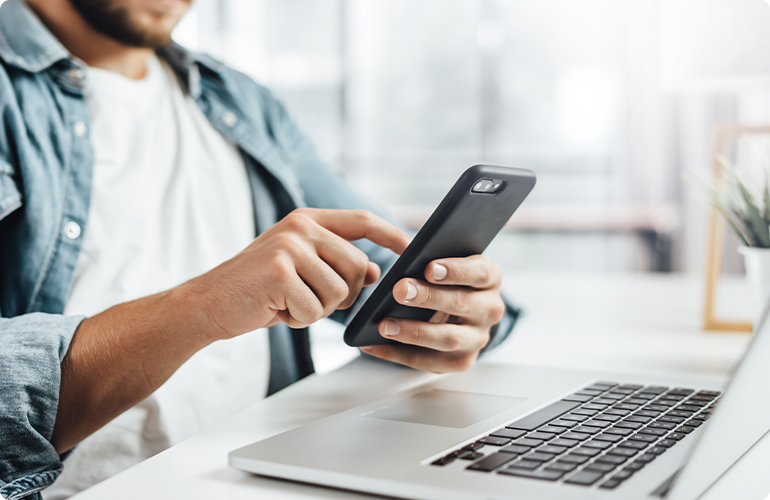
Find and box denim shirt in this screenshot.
[0,1,520,498]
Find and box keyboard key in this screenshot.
[563,394,594,403]
[593,433,624,443]
[649,422,677,430]
[479,436,511,446]
[657,439,676,448]
[549,420,578,428]
[565,470,606,486]
[467,452,517,472]
[458,451,484,460]
[510,438,544,448]
[624,415,652,424]
[668,410,694,418]
[607,447,638,457]
[596,454,629,465]
[679,426,696,434]
[635,410,661,417]
[625,398,648,405]
[432,455,456,466]
[668,432,686,440]
[500,444,531,455]
[659,416,686,424]
[571,447,601,457]
[592,398,618,405]
[586,382,618,390]
[687,419,704,427]
[637,427,668,436]
[572,425,600,435]
[561,432,590,441]
[618,440,649,450]
[623,462,646,472]
[644,405,669,412]
[539,445,568,455]
[583,420,612,429]
[570,408,599,417]
[585,462,617,473]
[677,405,701,412]
[631,393,656,400]
[663,394,687,401]
[583,440,612,450]
[490,428,527,440]
[538,425,567,434]
[641,386,668,394]
[581,403,609,411]
[696,390,720,397]
[525,452,556,462]
[604,427,634,436]
[561,414,588,422]
[648,446,668,455]
[629,433,658,443]
[668,388,695,396]
[652,399,677,407]
[601,393,626,401]
[545,462,577,472]
[614,404,641,411]
[549,438,580,448]
[612,470,634,480]
[527,432,556,441]
[635,453,657,464]
[599,478,622,489]
[615,422,644,430]
[559,454,589,464]
[594,414,622,422]
[506,401,581,431]
[576,389,603,396]
[499,468,565,481]
[462,442,485,451]
[507,459,541,470]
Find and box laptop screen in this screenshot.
[665,300,770,499]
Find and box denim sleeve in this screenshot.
[258,89,521,350]
[0,313,83,500]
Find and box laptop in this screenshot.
[229,300,770,499]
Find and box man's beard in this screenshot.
[68,0,175,49]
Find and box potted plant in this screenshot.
[703,157,770,322]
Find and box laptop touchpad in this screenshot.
[363,389,526,429]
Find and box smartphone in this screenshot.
[343,164,536,347]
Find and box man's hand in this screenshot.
[361,255,506,373]
[184,208,412,342]
[53,208,410,453]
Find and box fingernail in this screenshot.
[405,282,417,301]
[383,319,400,337]
[433,263,448,281]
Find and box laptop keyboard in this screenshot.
[430,382,720,489]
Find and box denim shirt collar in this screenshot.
[0,0,70,72]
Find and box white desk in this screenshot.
[71,273,770,500]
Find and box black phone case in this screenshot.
[343,164,536,347]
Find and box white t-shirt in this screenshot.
[48,56,270,499]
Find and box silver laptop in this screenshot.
[229,301,770,500]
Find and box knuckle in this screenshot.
[332,280,349,302]
[282,211,313,233]
[356,209,374,224]
[445,331,463,351]
[453,291,471,314]
[489,300,506,324]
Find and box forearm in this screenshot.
[51,286,211,453]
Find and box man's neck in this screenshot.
[24,0,152,79]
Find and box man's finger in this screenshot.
[392,279,504,324]
[300,208,412,254]
[424,255,502,289]
[377,318,487,353]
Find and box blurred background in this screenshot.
[169,0,770,277]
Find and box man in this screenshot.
[0,0,520,498]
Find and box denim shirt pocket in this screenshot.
[0,159,22,222]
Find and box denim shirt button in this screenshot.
[63,221,81,240]
[68,68,85,83]
[73,121,88,137]
[221,111,238,128]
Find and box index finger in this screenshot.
[303,209,412,255]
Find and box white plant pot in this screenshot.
[738,246,770,325]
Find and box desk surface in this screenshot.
[71,273,770,500]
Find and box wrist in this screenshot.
[163,280,223,349]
